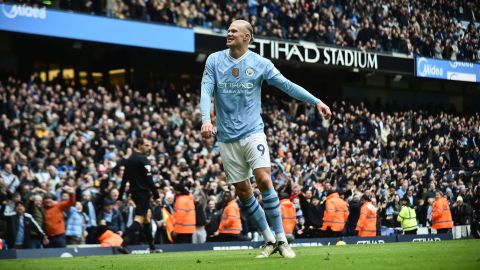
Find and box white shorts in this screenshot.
[219,133,271,184]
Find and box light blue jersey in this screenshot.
[201,49,320,143]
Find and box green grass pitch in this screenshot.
[1,240,479,270]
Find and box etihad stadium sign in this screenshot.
[249,39,378,69]
[197,31,414,74]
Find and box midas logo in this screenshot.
[2,4,46,19]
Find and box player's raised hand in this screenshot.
[201,122,216,139]
[316,101,331,119]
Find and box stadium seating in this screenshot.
[0,76,478,248]
[6,0,480,62]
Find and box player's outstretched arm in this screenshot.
[200,83,216,139]
[264,59,331,119]
[200,55,216,139]
[267,72,332,119]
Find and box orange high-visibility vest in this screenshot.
[99,230,123,247]
[280,199,296,234]
[356,202,377,237]
[174,194,196,234]
[218,200,242,235]
[431,197,453,230]
[322,193,349,232]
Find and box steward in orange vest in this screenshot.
[356,195,377,237]
[99,229,124,247]
[173,183,196,243]
[279,193,296,242]
[322,190,349,237]
[431,191,453,233]
[216,192,242,241]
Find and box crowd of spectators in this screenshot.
[5,0,480,62]
[0,75,479,249]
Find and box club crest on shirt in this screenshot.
[232,68,239,77]
[246,68,254,77]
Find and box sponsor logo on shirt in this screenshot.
[232,68,239,77]
[217,82,255,94]
[217,82,254,89]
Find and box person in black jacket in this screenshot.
[299,192,324,238]
[193,194,207,244]
[452,196,472,225]
[1,201,49,249]
[346,193,361,236]
[205,199,221,240]
[416,199,428,227]
[97,199,125,235]
[118,138,160,253]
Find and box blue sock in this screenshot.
[261,188,286,242]
[241,195,275,243]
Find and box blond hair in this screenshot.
[232,20,254,44]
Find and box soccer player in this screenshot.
[118,138,160,253]
[200,20,331,258]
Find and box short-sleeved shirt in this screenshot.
[202,49,319,143]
